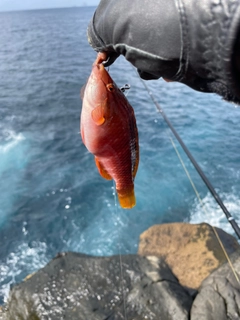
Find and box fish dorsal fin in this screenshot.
[132,136,139,179]
[91,99,108,126]
[132,147,139,179]
[95,157,112,180]
[130,116,139,179]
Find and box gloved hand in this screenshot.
[87,0,240,104]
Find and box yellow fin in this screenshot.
[95,157,112,180]
[91,105,105,126]
[117,189,136,209]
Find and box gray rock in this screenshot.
[191,252,240,320]
[0,307,5,320]
[4,252,192,320]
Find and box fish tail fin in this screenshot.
[117,189,136,209]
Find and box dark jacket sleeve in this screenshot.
[88,0,240,104]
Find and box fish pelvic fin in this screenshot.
[117,188,136,209]
[80,126,85,145]
[95,157,112,180]
[80,84,86,99]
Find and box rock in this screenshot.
[191,251,240,320]
[0,307,5,320]
[4,252,192,320]
[138,222,240,289]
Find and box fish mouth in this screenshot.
[92,62,111,87]
[91,52,111,85]
[91,59,113,87]
[91,64,104,81]
[99,64,112,86]
[95,62,105,74]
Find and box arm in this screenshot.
[88,0,240,104]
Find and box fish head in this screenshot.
[90,62,113,99]
[82,62,120,126]
[92,62,118,99]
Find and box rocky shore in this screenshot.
[1,222,240,320]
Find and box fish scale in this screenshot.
[80,52,139,209]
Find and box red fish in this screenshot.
[80,52,139,209]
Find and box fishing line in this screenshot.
[136,75,239,282]
[112,181,127,320]
[169,136,239,283]
[111,83,132,319]
[106,64,128,318]
[138,76,240,240]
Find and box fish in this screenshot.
[80,52,139,209]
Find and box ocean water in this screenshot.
[0,6,240,304]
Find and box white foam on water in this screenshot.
[189,191,240,236]
[0,241,48,303]
[0,129,29,225]
[0,129,25,154]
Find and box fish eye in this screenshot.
[107,83,115,92]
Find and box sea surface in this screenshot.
[0,6,240,304]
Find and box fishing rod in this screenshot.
[140,79,240,240]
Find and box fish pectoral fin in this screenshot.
[117,189,136,209]
[91,105,106,126]
[95,157,112,180]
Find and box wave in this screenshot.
[189,191,240,237]
[0,129,25,154]
[0,241,48,304]
[0,129,29,226]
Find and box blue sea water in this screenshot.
[0,6,240,304]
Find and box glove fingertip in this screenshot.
[138,69,160,80]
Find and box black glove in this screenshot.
[88,0,240,104]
